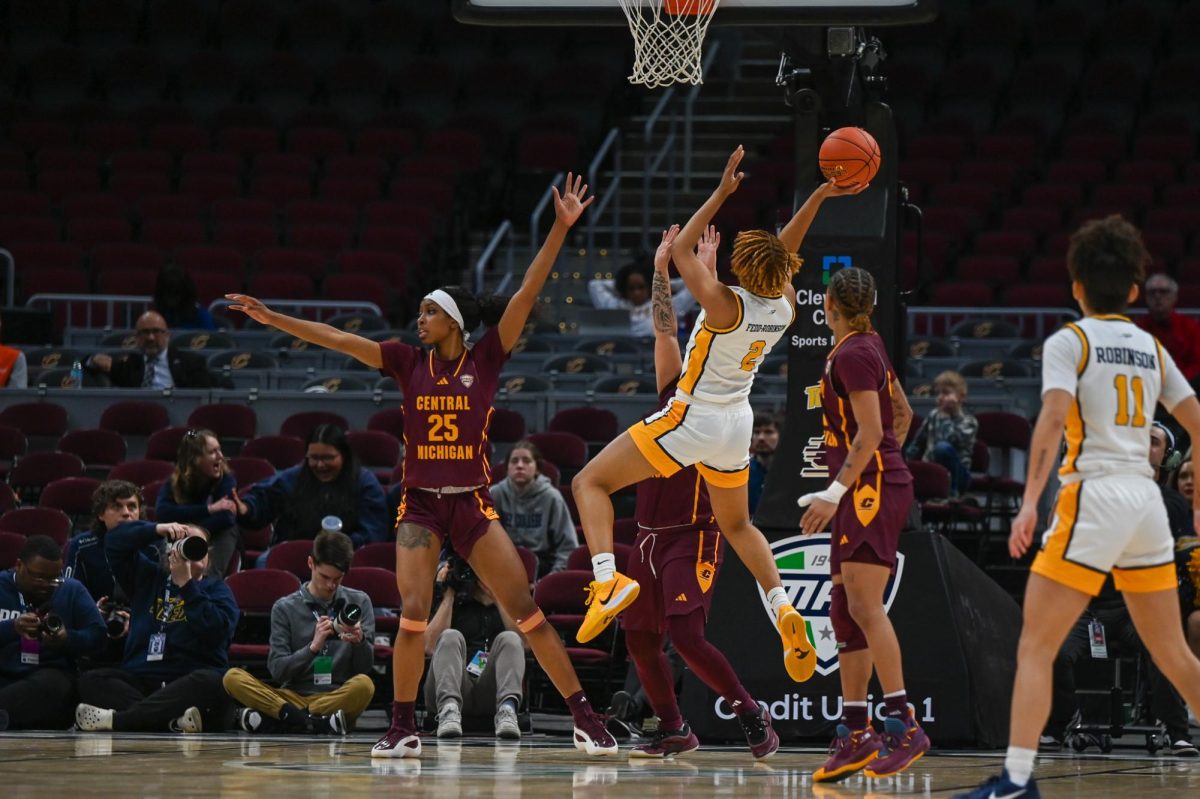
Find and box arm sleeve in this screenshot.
[63,584,106,656]
[546,495,579,572]
[1158,344,1196,411]
[378,340,421,394]
[588,280,627,310]
[1041,328,1083,397]
[350,470,390,548]
[267,599,316,684]
[9,353,26,389]
[177,580,239,648]
[105,521,163,597]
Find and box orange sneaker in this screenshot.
[777,604,816,683]
[577,572,640,643]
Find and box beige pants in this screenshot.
[223,668,375,722]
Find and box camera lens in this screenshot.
[172,535,209,561]
[40,613,64,636]
[105,610,125,637]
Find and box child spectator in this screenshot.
[905,370,978,496]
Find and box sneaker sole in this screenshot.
[574,728,619,756]
[813,751,879,783]
[371,739,422,759]
[864,746,928,778]
[778,610,816,683]
[629,741,700,759]
[577,581,640,644]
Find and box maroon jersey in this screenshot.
[820,331,909,482]
[635,378,716,529]
[379,327,508,489]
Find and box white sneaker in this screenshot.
[170,706,203,734]
[1172,739,1200,758]
[437,703,462,739]
[75,703,113,732]
[494,704,521,740]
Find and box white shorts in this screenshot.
[627,396,752,488]
[1032,473,1177,595]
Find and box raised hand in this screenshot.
[156,522,191,541]
[717,145,746,197]
[818,176,871,197]
[654,225,680,272]
[225,294,274,326]
[696,224,720,271]
[552,172,595,227]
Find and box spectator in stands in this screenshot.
[490,440,577,576]
[0,536,105,730]
[223,531,374,734]
[86,310,214,389]
[747,412,781,513]
[1175,456,1200,667]
[1137,274,1200,391]
[75,522,238,733]
[425,552,525,740]
[153,263,216,331]
[157,429,239,579]
[588,253,697,337]
[0,311,27,389]
[904,370,978,496]
[233,423,389,557]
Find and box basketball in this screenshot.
[819,127,881,186]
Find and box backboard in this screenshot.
[453,0,938,27]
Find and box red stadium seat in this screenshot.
[488,408,526,444]
[241,435,305,470]
[1004,284,1073,308]
[288,126,348,159]
[0,532,24,570]
[100,400,171,436]
[367,408,405,441]
[324,274,390,303]
[214,221,279,255]
[0,402,68,438]
[0,507,73,546]
[145,426,189,462]
[57,429,127,476]
[265,539,314,579]
[248,273,314,300]
[175,245,246,277]
[346,430,401,477]
[280,411,349,440]
[108,459,175,486]
[225,456,276,489]
[526,431,587,471]
[351,542,396,571]
[39,476,101,525]
[548,407,618,445]
[287,223,352,257]
[141,219,206,249]
[10,452,85,505]
[226,568,301,662]
[188,403,258,444]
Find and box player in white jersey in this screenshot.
[571,146,865,684]
[956,216,1200,799]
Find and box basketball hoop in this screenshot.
[618,0,720,89]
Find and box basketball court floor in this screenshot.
[4,731,1197,798]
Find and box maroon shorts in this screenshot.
[623,525,724,634]
[396,487,499,558]
[830,475,913,577]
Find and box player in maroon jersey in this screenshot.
[623,225,779,760]
[226,174,619,759]
[796,266,929,782]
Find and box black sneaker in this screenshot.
[236,708,263,733]
[309,709,349,735]
[607,690,638,722]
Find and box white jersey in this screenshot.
[1042,314,1194,483]
[676,286,795,405]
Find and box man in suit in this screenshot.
[88,311,213,389]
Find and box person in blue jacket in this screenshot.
[234,424,389,558]
[74,521,239,733]
[156,429,239,579]
[0,535,105,730]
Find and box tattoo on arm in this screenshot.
[890,392,910,440]
[396,524,434,550]
[652,271,675,334]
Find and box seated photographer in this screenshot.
[75,522,239,733]
[156,429,239,579]
[490,440,578,576]
[425,553,527,740]
[223,531,375,734]
[0,536,105,730]
[233,424,389,557]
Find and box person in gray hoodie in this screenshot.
[490,440,578,577]
[222,531,375,734]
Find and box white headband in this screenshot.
[424,289,469,343]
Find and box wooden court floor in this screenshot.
[3,732,1199,798]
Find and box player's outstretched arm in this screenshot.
[1009,390,1070,558]
[671,146,742,328]
[225,294,382,368]
[777,178,868,254]
[652,225,684,393]
[497,173,594,352]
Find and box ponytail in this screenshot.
[438,285,512,334]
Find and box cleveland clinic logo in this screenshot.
[756,534,904,676]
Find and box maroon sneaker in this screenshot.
[574,710,619,756]
[629,721,701,759]
[371,725,422,758]
[813,724,883,782]
[865,715,930,777]
[737,705,780,760]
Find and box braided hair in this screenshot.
[731,230,802,297]
[828,267,875,333]
[438,285,510,337]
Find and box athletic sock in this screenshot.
[843,701,869,731]
[391,701,416,732]
[499,696,519,714]
[592,553,616,584]
[1004,746,1036,787]
[883,690,910,721]
[766,586,788,617]
[565,690,594,725]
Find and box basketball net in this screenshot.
[618,0,720,89]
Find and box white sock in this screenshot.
[1004,746,1036,787]
[766,586,788,616]
[592,553,616,583]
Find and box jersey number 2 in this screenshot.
[740,340,767,372]
[1112,374,1146,427]
[429,413,460,441]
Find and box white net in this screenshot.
[617,0,721,89]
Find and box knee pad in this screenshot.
[830,583,868,653]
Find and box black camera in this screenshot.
[38,613,64,637]
[101,601,129,638]
[444,554,477,594]
[330,598,363,636]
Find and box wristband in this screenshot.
[797,480,848,508]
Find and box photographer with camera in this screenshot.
[0,535,105,730]
[223,531,375,734]
[74,521,238,733]
[425,552,527,740]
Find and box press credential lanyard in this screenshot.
[147,579,172,662]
